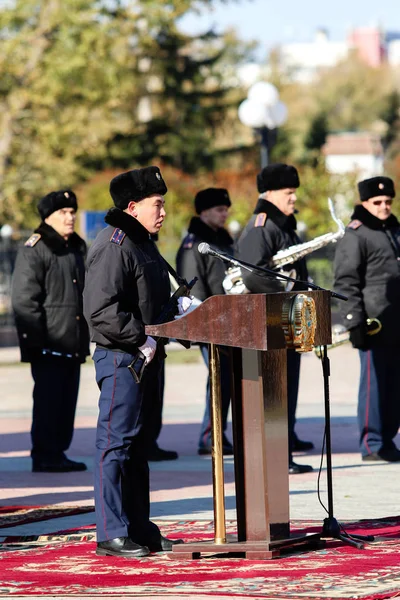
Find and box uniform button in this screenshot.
[76,316,80,320]
[73,279,77,283]
[75,353,79,358]
[22,333,27,338]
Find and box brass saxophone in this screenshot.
[314,318,382,358]
[222,198,345,295]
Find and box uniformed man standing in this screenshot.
[12,190,89,473]
[176,188,234,455]
[334,176,400,462]
[83,166,189,558]
[236,163,314,475]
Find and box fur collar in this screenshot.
[188,216,233,246]
[105,207,152,243]
[351,204,400,231]
[35,222,86,254]
[253,198,297,231]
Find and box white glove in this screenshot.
[177,295,193,315]
[138,336,157,365]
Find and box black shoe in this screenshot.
[32,457,87,473]
[362,448,400,462]
[289,461,313,474]
[144,535,185,552]
[96,537,150,558]
[198,444,234,456]
[293,438,314,452]
[147,447,178,461]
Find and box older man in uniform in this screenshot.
[84,167,188,558]
[12,190,89,473]
[176,188,234,455]
[334,176,400,462]
[236,163,313,475]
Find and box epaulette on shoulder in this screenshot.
[110,228,126,245]
[24,233,41,247]
[347,220,362,230]
[182,233,195,249]
[254,212,268,227]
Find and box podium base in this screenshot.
[168,532,325,560]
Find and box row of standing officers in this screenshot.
[10,163,400,558]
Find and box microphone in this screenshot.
[198,242,228,259]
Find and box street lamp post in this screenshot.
[238,81,288,168]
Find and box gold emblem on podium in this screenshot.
[281,294,317,352]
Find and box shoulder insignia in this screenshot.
[254,212,267,227]
[183,233,195,249]
[110,228,126,245]
[347,220,362,230]
[24,233,41,247]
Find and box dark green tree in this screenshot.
[105,27,253,173]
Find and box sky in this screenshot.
[178,0,400,58]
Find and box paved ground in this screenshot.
[0,342,399,525]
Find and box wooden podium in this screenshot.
[146,290,332,559]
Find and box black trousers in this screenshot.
[30,355,80,462]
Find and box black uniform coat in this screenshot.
[236,198,308,293]
[176,217,234,301]
[11,223,89,363]
[83,208,170,352]
[334,204,400,347]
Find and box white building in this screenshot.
[322,132,384,179]
[278,29,349,83]
[276,26,400,83]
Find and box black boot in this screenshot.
[289,461,313,474]
[32,456,87,473]
[96,537,150,558]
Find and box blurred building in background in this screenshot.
[322,132,384,179]
[276,26,400,83]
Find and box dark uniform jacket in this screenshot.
[83,208,170,353]
[176,216,234,301]
[236,198,308,293]
[334,203,400,347]
[11,223,89,363]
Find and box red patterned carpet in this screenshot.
[0,507,400,598]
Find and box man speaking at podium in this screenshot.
[84,166,187,558]
[237,163,313,475]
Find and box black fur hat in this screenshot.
[109,166,167,209]
[358,176,395,202]
[194,188,231,214]
[257,163,300,193]
[38,190,78,220]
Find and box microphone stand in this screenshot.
[319,344,374,548]
[204,247,347,300]
[204,246,375,550]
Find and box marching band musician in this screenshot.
[334,176,400,463]
[176,188,234,456]
[236,163,314,475]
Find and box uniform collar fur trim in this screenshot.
[35,222,86,253]
[351,204,400,230]
[105,207,152,243]
[187,216,233,245]
[253,198,297,231]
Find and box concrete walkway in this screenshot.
[0,342,399,524]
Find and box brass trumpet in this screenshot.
[314,318,382,358]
